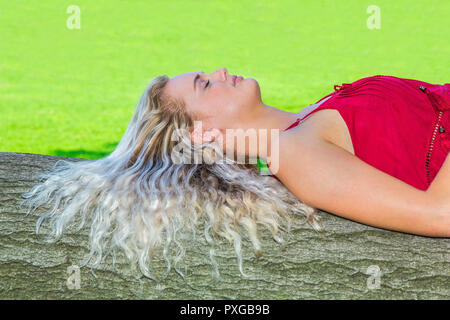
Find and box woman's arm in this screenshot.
[425,153,450,211]
[271,127,450,237]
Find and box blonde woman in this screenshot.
[20,67,450,279]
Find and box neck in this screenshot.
[228,103,302,163]
[254,103,301,133]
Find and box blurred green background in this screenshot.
[1,0,449,159]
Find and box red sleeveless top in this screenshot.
[282,75,450,191]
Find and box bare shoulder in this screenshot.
[271,124,449,237]
[295,108,355,156]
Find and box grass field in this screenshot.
[1,0,449,159]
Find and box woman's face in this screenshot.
[163,67,263,131]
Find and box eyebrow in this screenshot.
[193,71,204,92]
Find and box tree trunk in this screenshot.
[0,152,449,299]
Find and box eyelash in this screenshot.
[204,80,210,88]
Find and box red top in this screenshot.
[282,75,450,191]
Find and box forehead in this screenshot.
[165,71,200,101]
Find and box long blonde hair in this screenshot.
[20,75,321,280]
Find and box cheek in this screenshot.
[204,89,235,113]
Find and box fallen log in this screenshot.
[0,152,448,299]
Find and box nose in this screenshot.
[213,67,228,81]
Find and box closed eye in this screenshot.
[204,80,210,88]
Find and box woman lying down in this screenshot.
[20,67,450,279]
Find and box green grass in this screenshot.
[1,0,449,159]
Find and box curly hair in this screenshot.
[19,75,321,280]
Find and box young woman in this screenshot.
[21,68,450,279]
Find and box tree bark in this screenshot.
[0,152,449,299]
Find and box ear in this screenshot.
[190,127,223,144]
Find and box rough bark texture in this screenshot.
[0,152,449,299]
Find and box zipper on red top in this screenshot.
[425,110,443,185]
[420,84,450,185]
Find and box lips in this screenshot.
[232,75,244,86]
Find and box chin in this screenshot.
[244,78,262,102]
[244,77,258,86]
